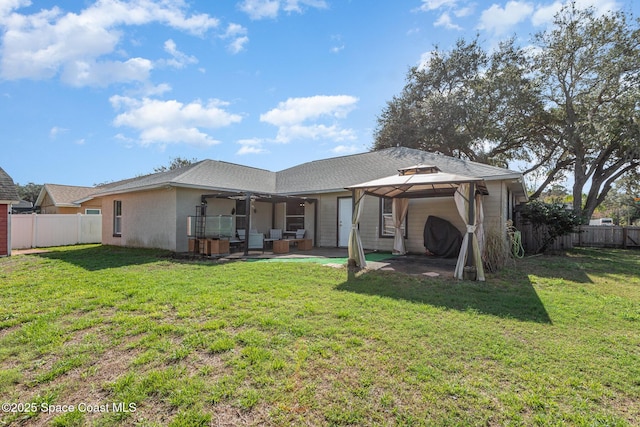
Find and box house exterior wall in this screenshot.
[482,181,508,238]
[252,201,273,234]
[39,192,102,214]
[102,188,178,251]
[98,178,513,254]
[0,204,8,256]
[174,190,281,252]
[312,183,508,254]
[356,195,465,253]
[274,203,285,231]
[316,192,344,247]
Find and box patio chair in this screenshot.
[291,229,306,248]
[270,229,283,240]
[248,232,264,253]
[264,229,282,250]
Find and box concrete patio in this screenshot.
[198,247,457,278]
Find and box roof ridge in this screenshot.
[393,146,521,175]
[203,159,275,174]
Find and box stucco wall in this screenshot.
[98,180,512,253]
[315,192,344,247]
[102,188,178,251]
[313,183,508,253]
[39,193,101,214]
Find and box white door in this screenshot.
[338,197,352,247]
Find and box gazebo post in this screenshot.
[244,193,251,256]
[466,183,475,267]
[348,189,357,274]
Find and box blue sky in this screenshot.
[2,0,638,187]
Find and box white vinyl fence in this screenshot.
[11,214,102,249]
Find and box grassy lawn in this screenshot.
[0,245,638,426]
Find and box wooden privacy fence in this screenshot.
[573,225,640,248]
[11,214,102,249]
[517,223,640,253]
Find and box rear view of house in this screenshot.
[81,147,528,255]
[0,167,20,256]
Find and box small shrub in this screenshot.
[483,225,513,273]
[519,201,581,253]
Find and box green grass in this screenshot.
[0,244,638,426]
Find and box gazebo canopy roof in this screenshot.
[346,165,488,199]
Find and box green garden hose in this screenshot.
[510,229,525,258]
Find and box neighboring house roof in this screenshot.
[79,147,528,200]
[35,184,98,208]
[0,167,20,203]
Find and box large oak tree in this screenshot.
[374,3,640,222]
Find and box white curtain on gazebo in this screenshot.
[392,198,409,255]
[348,189,367,268]
[475,193,485,264]
[454,183,485,281]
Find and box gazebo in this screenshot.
[346,165,488,281]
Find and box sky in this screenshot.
[1,0,638,187]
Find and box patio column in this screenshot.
[392,198,409,255]
[454,183,485,281]
[347,189,366,269]
[244,193,251,256]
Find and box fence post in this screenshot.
[31,213,37,248]
[77,213,82,244]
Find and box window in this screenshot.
[113,200,122,236]
[235,199,247,231]
[85,208,101,215]
[379,198,407,238]
[286,200,305,231]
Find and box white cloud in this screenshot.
[160,39,197,68]
[478,1,534,36]
[239,0,327,20]
[573,0,621,16]
[49,126,68,139]
[331,144,360,154]
[416,0,471,30]
[0,1,218,85]
[330,34,344,53]
[532,0,621,27]
[61,57,153,87]
[417,50,436,71]
[139,83,172,97]
[220,23,249,54]
[417,0,458,12]
[531,1,562,26]
[110,96,242,147]
[236,138,268,155]
[261,95,357,126]
[434,12,462,30]
[260,95,358,143]
[454,6,474,18]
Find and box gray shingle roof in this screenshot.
[0,167,20,202]
[86,148,524,198]
[94,160,276,196]
[276,147,522,194]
